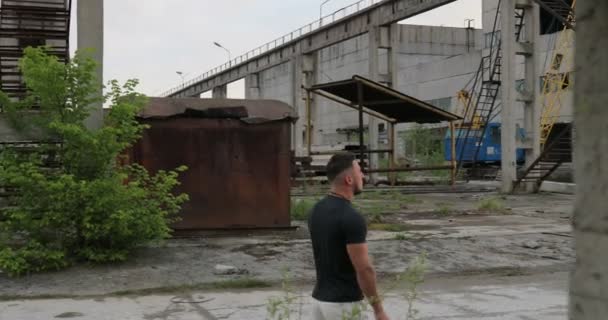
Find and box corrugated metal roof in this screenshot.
[139,97,297,123]
[308,75,462,123]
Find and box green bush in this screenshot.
[290,198,316,221]
[0,47,188,276]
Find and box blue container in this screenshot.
[444,123,525,164]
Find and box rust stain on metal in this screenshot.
[130,98,295,230]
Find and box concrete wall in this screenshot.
[258,62,293,106]
[312,25,483,148]
[249,24,484,151]
[315,34,370,146]
[397,50,482,109]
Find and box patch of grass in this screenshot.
[113,278,272,295]
[394,233,411,240]
[369,223,409,232]
[366,212,384,224]
[358,190,383,200]
[0,278,274,302]
[354,201,401,224]
[398,194,421,204]
[358,191,420,204]
[378,158,411,181]
[435,203,452,215]
[209,277,272,290]
[477,197,506,212]
[290,198,317,221]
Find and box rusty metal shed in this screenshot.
[130,97,297,230]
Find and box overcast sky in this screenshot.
[70,0,482,97]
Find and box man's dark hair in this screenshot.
[326,152,356,183]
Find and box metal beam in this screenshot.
[166,0,456,98]
[532,0,575,31]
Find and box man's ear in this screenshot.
[344,174,353,185]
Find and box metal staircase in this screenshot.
[514,123,572,190]
[455,0,526,180]
[0,0,72,103]
[514,0,575,190]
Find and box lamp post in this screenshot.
[320,0,333,26]
[213,42,232,63]
[176,71,186,87]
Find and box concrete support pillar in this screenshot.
[520,1,541,192]
[500,0,517,193]
[78,0,104,130]
[293,54,316,156]
[570,0,608,317]
[367,24,397,183]
[244,73,260,99]
[212,85,227,99]
[389,24,400,161]
[368,26,394,183]
[368,27,380,183]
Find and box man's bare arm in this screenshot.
[347,243,388,319]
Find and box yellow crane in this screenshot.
[455,89,482,130]
[539,0,576,147]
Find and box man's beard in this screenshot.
[353,184,363,195]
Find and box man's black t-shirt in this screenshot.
[308,195,367,302]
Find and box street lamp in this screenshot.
[320,0,333,24]
[176,71,185,86]
[213,42,232,63]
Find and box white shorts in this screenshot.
[311,299,367,320]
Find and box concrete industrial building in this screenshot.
[164,0,575,192]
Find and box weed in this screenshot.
[397,252,428,319]
[290,198,317,221]
[394,233,410,240]
[477,197,506,212]
[267,269,303,320]
[378,158,411,181]
[353,201,400,224]
[435,203,452,215]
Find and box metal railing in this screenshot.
[161,0,385,97]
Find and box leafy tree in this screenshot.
[0,47,188,276]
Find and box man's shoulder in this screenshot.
[342,201,361,217]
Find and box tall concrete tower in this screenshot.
[77,0,104,129]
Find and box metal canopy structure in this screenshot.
[308,76,460,124]
[304,75,462,185]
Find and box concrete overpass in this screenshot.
[162,0,456,99]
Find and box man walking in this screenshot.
[308,153,389,320]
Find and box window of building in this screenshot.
[515,79,526,93]
[484,31,501,49]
